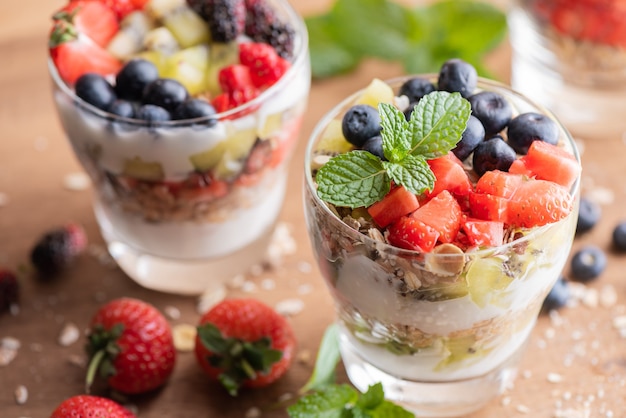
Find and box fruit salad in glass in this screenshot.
[48,0,310,294]
[303,59,581,416]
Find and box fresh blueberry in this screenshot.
[115,59,159,101]
[75,73,117,111]
[472,135,516,176]
[612,221,626,251]
[570,246,607,282]
[142,78,189,112]
[437,58,477,98]
[576,197,601,235]
[341,104,381,147]
[362,135,385,160]
[452,115,485,161]
[173,99,218,126]
[542,276,570,312]
[107,100,136,119]
[506,112,559,155]
[468,91,512,136]
[399,77,436,103]
[137,104,171,123]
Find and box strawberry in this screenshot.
[96,0,139,20]
[218,64,254,93]
[50,2,121,84]
[387,216,440,252]
[474,170,524,199]
[468,191,510,223]
[50,395,135,418]
[194,298,296,395]
[462,217,504,247]
[0,268,19,314]
[239,42,290,89]
[521,140,581,189]
[367,185,419,228]
[411,190,462,243]
[86,298,176,395]
[507,179,573,228]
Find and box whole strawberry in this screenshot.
[194,298,296,395]
[30,223,88,277]
[50,395,136,418]
[0,268,19,313]
[86,298,176,394]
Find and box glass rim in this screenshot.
[303,74,581,258]
[48,0,309,127]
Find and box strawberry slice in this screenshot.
[508,179,573,228]
[468,191,510,223]
[462,217,504,247]
[367,185,419,228]
[411,190,462,243]
[239,42,291,89]
[387,216,440,252]
[55,1,119,47]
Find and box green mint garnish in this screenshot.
[300,324,342,394]
[316,91,471,208]
[305,0,507,79]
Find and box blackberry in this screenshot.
[31,223,87,277]
[245,0,275,38]
[0,269,19,313]
[189,0,246,43]
[245,1,295,59]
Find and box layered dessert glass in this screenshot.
[509,0,626,140]
[303,74,580,416]
[49,0,310,294]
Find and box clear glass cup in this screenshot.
[508,0,626,140]
[49,0,310,295]
[303,76,580,417]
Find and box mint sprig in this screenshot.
[316,91,471,208]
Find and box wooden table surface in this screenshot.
[2,1,626,417]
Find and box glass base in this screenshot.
[339,333,522,417]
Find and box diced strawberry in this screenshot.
[367,185,419,228]
[469,191,510,223]
[411,190,462,243]
[239,42,291,89]
[269,115,303,168]
[508,157,534,177]
[177,178,229,203]
[522,140,581,189]
[56,1,119,47]
[475,170,524,198]
[212,93,231,113]
[507,179,573,228]
[387,216,440,252]
[229,86,261,108]
[99,0,139,20]
[425,153,472,199]
[462,217,504,247]
[218,64,254,93]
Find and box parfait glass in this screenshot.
[49,0,310,295]
[303,76,580,417]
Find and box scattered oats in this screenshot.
[14,385,28,405]
[0,338,20,366]
[297,261,312,273]
[571,330,583,340]
[297,349,312,364]
[245,407,261,418]
[545,328,556,339]
[33,136,48,151]
[501,396,511,406]
[275,298,304,317]
[58,323,80,347]
[597,387,605,399]
[563,392,572,401]
[591,340,600,350]
[536,338,547,349]
[600,285,618,308]
[2,337,21,351]
[586,186,614,206]
[277,393,293,402]
[312,155,331,170]
[164,305,181,320]
[297,283,313,295]
[264,223,297,268]
[0,192,8,207]
[581,288,599,308]
[63,172,91,191]
[522,370,532,379]
[196,284,227,314]
[547,373,564,383]
[549,309,565,327]
[249,263,264,277]
[591,357,599,366]
[394,94,410,111]
[242,281,257,293]
[516,404,531,413]
[563,354,575,367]
[67,354,86,368]
[172,324,197,352]
[260,278,276,290]
[227,274,246,290]
[611,315,626,330]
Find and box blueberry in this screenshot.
[137,104,171,123]
[570,246,607,282]
[173,99,218,126]
[437,59,477,98]
[404,101,418,121]
[506,112,559,155]
[342,104,381,147]
[542,276,570,312]
[75,73,117,111]
[362,135,385,160]
[452,115,485,161]
[612,221,626,251]
[576,197,601,235]
[468,91,512,136]
[142,78,189,112]
[472,135,516,176]
[115,59,159,101]
[399,77,436,103]
[107,100,136,119]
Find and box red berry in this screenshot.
[367,185,419,228]
[194,298,296,395]
[30,223,88,277]
[239,42,290,89]
[426,153,472,199]
[218,64,254,93]
[387,216,440,252]
[86,298,176,395]
[50,395,135,418]
[508,179,573,228]
[412,190,462,244]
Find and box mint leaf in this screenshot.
[287,384,359,418]
[363,400,416,418]
[316,151,390,208]
[356,383,385,410]
[300,324,342,394]
[378,103,411,163]
[306,15,360,78]
[408,91,471,159]
[383,155,434,196]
